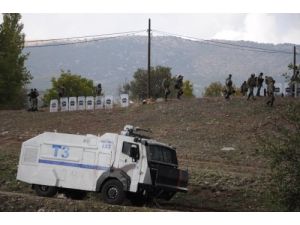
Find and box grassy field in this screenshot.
[0,96,297,211]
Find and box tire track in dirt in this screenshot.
[0,190,215,212]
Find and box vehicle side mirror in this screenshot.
[130,145,139,162]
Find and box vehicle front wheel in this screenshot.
[34,185,57,197]
[101,179,125,205]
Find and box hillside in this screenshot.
[0,96,298,211]
[24,36,298,96]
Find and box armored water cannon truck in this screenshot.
[17,125,188,205]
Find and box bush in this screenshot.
[43,70,95,106]
[260,103,300,211]
[203,82,224,97]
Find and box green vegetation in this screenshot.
[128,66,194,99]
[43,70,96,105]
[2,92,300,211]
[260,103,300,211]
[204,81,241,97]
[203,82,224,97]
[0,13,32,109]
[183,80,195,98]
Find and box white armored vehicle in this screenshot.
[17,125,188,205]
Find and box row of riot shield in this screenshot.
[50,94,129,112]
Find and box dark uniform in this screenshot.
[256,73,264,96]
[247,74,256,100]
[175,75,184,99]
[162,78,171,101]
[240,81,248,96]
[28,88,39,111]
[225,74,234,100]
[266,76,275,106]
[58,85,66,98]
[32,88,39,111]
[27,89,34,111]
[96,83,102,96]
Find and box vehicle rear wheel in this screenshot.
[34,185,57,197]
[101,179,125,205]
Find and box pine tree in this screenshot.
[0,13,31,108]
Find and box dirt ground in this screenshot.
[0,96,297,211]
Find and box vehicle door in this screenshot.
[117,137,142,192]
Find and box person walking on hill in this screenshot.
[224,74,234,100]
[162,77,171,101]
[240,81,248,97]
[175,75,184,99]
[27,89,34,111]
[256,73,264,97]
[32,88,39,111]
[247,74,256,100]
[266,76,275,107]
[27,88,39,111]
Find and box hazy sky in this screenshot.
[1,13,300,45]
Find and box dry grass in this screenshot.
[0,96,298,211]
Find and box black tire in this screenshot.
[101,179,125,205]
[65,190,87,200]
[34,185,57,197]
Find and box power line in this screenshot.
[153,29,293,54]
[153,29,299,55]
[25,36,123,48]
[25,30,146,43]
[25,30,146,48]
[153,29,288,54]
[208,39,292,54]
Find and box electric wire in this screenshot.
[25,30,146,48]
[25,30,146,43]
[153,29,298,55]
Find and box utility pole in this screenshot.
[147,18,151,99]
[293,45,297,97]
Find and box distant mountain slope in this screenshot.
[24,36,297,96]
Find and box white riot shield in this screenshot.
[77,96,86,111]
[120,94,129,107]
[105,96,113,109]
[69,97,77,111]
[50,99,58,112]
[95,96,104,109]
[60,97,69,112]
[86,96,94,110]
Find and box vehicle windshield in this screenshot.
[147,144,178,165]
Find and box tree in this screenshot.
[118,82,131,95]
[203,81,240,97]
[127,66,195,100]
[282,63,300,82]
[43,70,95,105]
[182,80,195,98]
[0,13,32,108]
[203,82,224,97]
[129,66,175,99]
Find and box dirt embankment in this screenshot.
[0,97,296,211]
